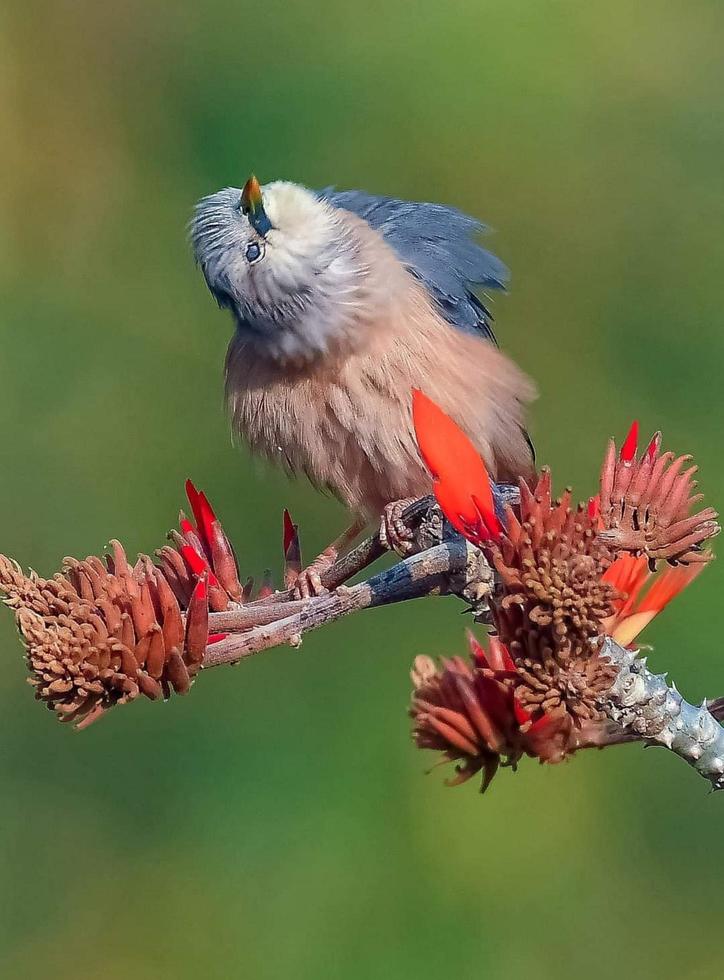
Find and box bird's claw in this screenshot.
[293,548,337,599]
[379,498,417,556]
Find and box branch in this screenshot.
[204,537,491,667]
[602,637,724,790]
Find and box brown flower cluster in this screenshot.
[412,402,721,789]
[489,470,619,725]
[0,482,259,728]
[597,422,719,565]
[410,634,576,792]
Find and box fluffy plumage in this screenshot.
[319,188,508,342]
[191,179,536,519]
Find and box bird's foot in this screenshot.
[291,517,366,599]
[379,498,417,556]
[293,546,338,599]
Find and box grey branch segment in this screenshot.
[602,637,724,791]
[202,538,489,668]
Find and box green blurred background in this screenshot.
[2,1,724,977]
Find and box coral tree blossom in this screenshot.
[410,391,718,790]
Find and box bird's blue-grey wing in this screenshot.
[318,189,509,343]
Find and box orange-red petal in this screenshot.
[603,554,649,616]
[637,564,704,615]
[412,389,500,543]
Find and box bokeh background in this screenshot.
[2,2,724,977]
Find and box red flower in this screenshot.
[603,554,704,647]
[178,481,243,605]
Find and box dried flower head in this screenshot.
[597,421,719,564]
[410,633,583,791]
[0,548,209,728]
[487,470,620,723]
[0,481,259,728]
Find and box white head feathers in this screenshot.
[191,180,400,364]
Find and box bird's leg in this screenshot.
[293,517,366,599]
[379,498,418,556]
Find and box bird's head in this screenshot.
[191,176,379,364]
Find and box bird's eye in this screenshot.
[245,241,264,264]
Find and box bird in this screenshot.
[191,176,536,594]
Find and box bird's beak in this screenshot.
[240,175,272,235]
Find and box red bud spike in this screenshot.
[620,421,639,464]
[184,480,218,556]
[283,509,297,557]
[180,544,223,592]
[185,479,201,523]
[196,491,218,549]
[180,544,208,577]
[179,517,196,537]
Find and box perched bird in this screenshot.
[191,176,536,592]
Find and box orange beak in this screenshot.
[240,174,272,236]
[241,174,263,216]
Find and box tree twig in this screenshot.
[204,537,489,667]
